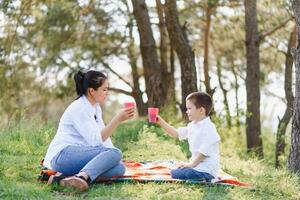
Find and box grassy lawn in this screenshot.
[0,118,300,199]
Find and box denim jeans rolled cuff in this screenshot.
[171,168,214,182]
[50,145,124,182]
[90,162,126,180]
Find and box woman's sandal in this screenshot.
[60,175,90,192]
[47,173,68,185]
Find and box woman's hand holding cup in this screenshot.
[117,102,135,122]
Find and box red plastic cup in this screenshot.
[124,102,135,108]
[148,107,159,123]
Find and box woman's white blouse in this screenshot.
[43,95,114,169]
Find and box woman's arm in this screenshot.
[101,106,135,141]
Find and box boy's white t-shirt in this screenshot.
[43,95,114,169]
[177,117,221,178]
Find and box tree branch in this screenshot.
[259,17,294,42]
[264,88,286,103]
[264,39,288,56]
[109,87,132,96]
[98,59,133,88]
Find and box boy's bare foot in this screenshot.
[60,176,89,192]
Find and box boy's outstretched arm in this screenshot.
[157,115,179,138]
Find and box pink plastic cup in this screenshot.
[124,102,135,108]
[148,107,159,123]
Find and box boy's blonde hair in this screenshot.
[186,92,212,116]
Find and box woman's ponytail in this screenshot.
[73,70,107,98]
[74,71,85,98]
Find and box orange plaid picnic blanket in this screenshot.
[95,160,251,187]
[38,160,251,187]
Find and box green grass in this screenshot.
[0,118,300,199]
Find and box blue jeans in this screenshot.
[171,168,214,182]
[51,145,125,182]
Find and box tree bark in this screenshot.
[124,0,147,116]
[168,42,176,103]
[155,0,176,104]
[165,0,197,114]
[131,0,165,107]
[244,0,263,158]
[129,44,147,116]
[275,25,296,168]
[231,59,241,134]
[216,59,232,127]
[155,0,168,78]
[288,0,300,174]
[203,6,213,97]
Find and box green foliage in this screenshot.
[43,3,76,28]
[0,0,13,13]
[0,0,127,122]
[54,75,76,99]
[0,0,293,134]
[207,0,219,8]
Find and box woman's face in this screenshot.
[89,79,109,105]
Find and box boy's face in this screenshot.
[186,100,206,121]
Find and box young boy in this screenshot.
[157,92,220,182]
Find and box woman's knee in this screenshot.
[108,148,123,162]
[97,162,126,178]
[115,163,126,176]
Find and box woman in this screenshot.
[43,70,134,191]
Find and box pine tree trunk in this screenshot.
[231,59,241,134]
[203,6,213,97]
[216,59,232,127]
[275,26,295,168]
[155,0,176,104]
[125,0,147,116]
[288,0,300,174]
[244,0,263,158]
[131,0,165,107]
[169,43,176,103]
[165,0,197,115]
[128,23,147,116]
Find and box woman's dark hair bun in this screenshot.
[74,70,85,97]
[73,70,107,99]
